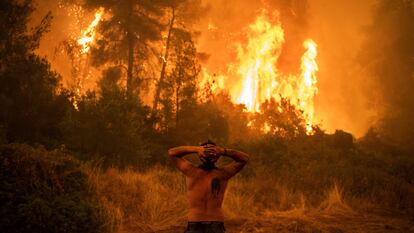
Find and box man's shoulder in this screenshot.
[199,167,230,180]
[189,166,222,176]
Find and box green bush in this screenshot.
[0,144,108,233]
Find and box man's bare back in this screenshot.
[168,141,249,233]
[186,167,228,221]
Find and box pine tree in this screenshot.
[159,28,200,130]
[84,0,173,97]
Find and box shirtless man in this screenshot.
[168,140,249,233]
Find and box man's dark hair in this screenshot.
[200,139,216,147]
[198,139,217,171]
[198,139,221,195]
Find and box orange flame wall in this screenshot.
[201,10,319,133]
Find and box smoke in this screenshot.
[357,0,414,149]
[32,0,99,90]
[196,0,310,74]
[307,0,376,136]
[32,0,75,80]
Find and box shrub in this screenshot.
[0,144,109,233]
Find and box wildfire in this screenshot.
[232,11,318,133]
[77,7,104,54]
[201,10,319,134]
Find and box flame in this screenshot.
[77,7,104,54]
[299,39,319,132]
[228,11,318,134]
[199,68,226,92]
[69,7,104,111]
[234,12,285,112]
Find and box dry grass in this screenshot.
[84,165,414,233]
[84,164,187,232]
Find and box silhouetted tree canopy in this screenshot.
[0,0,72,146]
[84,0,184,96]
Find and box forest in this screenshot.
[1,0,414,232]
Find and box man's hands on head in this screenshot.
[204,145,225,157]
[198,144,225,163]
[168,144,248,177]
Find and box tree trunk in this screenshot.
[152,7,175,114]
[175,85,180,128]
[127,32,134,97]
[126,4,134,98]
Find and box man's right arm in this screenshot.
[220,148,249,179]
[168,146,202,176]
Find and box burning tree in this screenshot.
[57,6,104,110]
[83,0,172,97]
[152,0,206,115]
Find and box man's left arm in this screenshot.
[205,146,249,179]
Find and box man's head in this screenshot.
[200,139,216,147]
[199,140,219,168]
